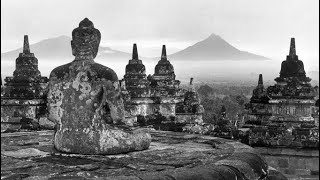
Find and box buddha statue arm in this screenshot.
[100,79,126,124]
[46,71,61,125]
[46,67,69,127]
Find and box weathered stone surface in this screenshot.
[278,38,309,82]
[38,117,56,130]
[176,114,203,124]
[176,78,204,118]
[267,166,288,180]
[121,44,204,127]
[1,35,48,133]
[153,45,176,80]
[249,74,270,104]
[1,102,40,121]
[1,130,277,180]
[305,158,320,172]
[123,44,149,92]
[1,99,48,132]
[2,35,48,98]
[277,158,289,168]
[1,123,21,133]
[257,147,319,178]
[47,18,151,155]
[243,38,319,149]
[20,117,40,130]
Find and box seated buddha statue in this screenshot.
[47,18,151,155]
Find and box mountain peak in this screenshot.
[170,33,269,61]
[37,35,71,45]
[56,35,71,40]
[1,35,130,61]
[208,33,220,39]
[201,33,227,45]
[48,35,71,41]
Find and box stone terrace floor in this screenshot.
[1,130,288,180]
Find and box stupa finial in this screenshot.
[132,44,138,60]
[289,38,296,59]
[23,35,30,53]
[258,74,263,85]
[161,45,167,60]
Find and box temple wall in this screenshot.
[1,99,47,132]
[127,103,176,117]
[270,104,313,117]
[130,104,151,116]
[315,117,319,127]
[1,105,37,120]
[126,101,202,125]
[249,125,319,149]
[255,147,319,177]
[176,114,203,123]
[245,114,272,122]
[246,114,258,121]
[159,103,175,117]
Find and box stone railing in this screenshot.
[255,146,319,178]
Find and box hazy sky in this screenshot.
[1,0,319,62]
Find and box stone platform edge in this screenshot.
[1,130,288,180]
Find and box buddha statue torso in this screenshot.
[48,60,122,124]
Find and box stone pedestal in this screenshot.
[0,130,283,180]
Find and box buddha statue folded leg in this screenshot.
[95,91,152,155]
[53,124,151,155]
[48,76,152,155]
[97,126,152,154]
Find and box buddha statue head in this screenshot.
[71,18,101,59]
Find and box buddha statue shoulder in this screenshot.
[47,18,151,155]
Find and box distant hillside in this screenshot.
[168,34,270,61]
[308,71,319,86]
[1,35,132,62]
[2,34,270,62]
[308,71,319,79]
